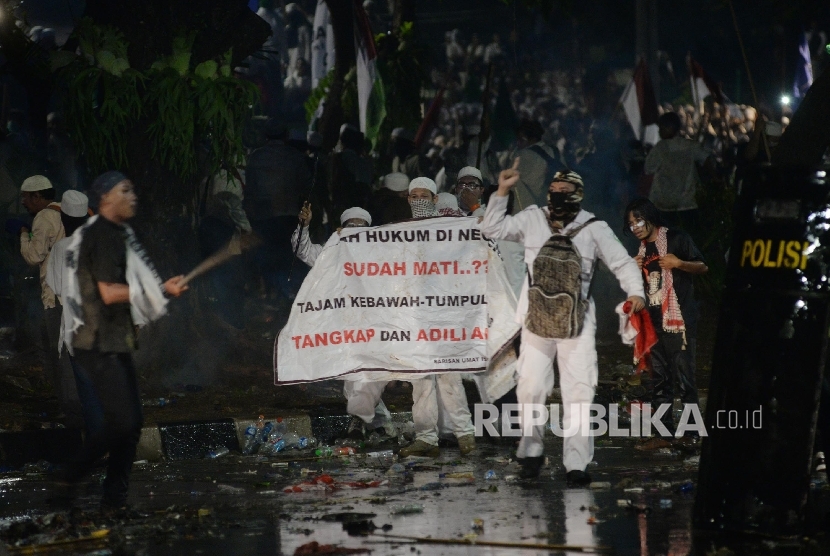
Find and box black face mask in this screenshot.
[547,192,580,216]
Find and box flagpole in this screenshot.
[476,62,495,169]
[728,0,771,161]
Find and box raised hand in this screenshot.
[497,157,520,197]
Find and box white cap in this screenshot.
[340,207,372,226]
[61,190,89,218]
[383,172,409,192]
[409,177,437,195]
[457,166,482,183]
[435,192,459,211]
[21,175,53,192]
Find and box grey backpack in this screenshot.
[526,218,598,339]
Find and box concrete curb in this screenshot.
[136,412,315,462]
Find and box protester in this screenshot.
[290,203,396,440]
[367,172,412,225]
[399,176,476,458]
[199,165,252,330]
[435,192,465,216]
[454,166,486,217]
[46,190,92,432]
[12,175,85,426]
[244,119,312,304]
[58,171,188,511]
[329,124,373,220]
[644,112,714,233]
[624,198,707,450]
[513,120,566,212]
[480,162,644,483]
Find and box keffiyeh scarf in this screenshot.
[61,215,169,354]
[638,227,686,341]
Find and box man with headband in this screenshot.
[480,159,644,484]
[291,204,396,441]
[57,171,189,511]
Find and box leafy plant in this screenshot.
[59,19,258,184]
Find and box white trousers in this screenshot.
[516,303,597,472]
[343,381,390,429]
[411,373,475,445]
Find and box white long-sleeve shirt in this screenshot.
[290,226,324,267]
[21,203,64,309]
[479,194,644,324]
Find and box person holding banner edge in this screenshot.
[480,159,645,484]
[398,176,477,458]
[290,203,396,441]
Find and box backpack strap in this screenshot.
[564,217,599,239]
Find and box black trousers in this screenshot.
[649,333,698,434]
[42,304,83,426]
[69,350,143,507]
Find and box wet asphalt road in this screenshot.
[0,434,826,555]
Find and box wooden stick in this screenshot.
[181,233,261,286]
[370,533,612,553]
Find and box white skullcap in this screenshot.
[435,192,459,211]
[457,166,482,182]
[61,190,89,218]
[21,175,53,192]
[340,207,372,226]
[383,172,409,192]
[409,177,437,195]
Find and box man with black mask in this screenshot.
[480,161,644,484]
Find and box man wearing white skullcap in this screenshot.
[367,173,411,225]
[399,175,477,458]
[45,190,91,431]
[290,203,395,440]
[455,166,486,217]
[407,177,440,218]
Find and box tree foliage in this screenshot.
[58,18,259,185]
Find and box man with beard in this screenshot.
[480,161,644,484]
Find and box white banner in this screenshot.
[274,217,520,384]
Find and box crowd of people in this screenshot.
[2,3,822,514]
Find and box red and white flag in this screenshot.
[687,55,724,107]
[620,59,660,145]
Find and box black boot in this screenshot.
[518,456,544,479]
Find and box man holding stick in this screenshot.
[58,171,188,511]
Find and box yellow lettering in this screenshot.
[740,241,753,267]
[751,240,765,268]
[763,240,777,267]
[776,240,785,268]
[785,241,801,269]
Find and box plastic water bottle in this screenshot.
[260,438,286,455]
[274,418,287,437]
[366,450,394,458]
[283,432,317,450]
[484,470,498,480]
[207,446,230,459]
[242,415,265,455]
[260,421,275,443]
